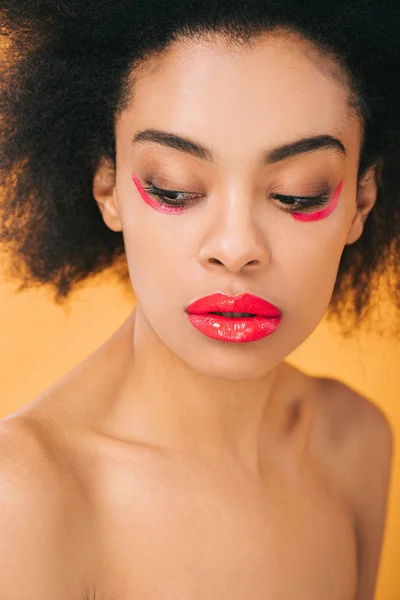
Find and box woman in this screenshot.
[0,0,397,598]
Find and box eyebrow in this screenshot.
[131,129,346,165]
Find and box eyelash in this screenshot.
[142,183,330,213]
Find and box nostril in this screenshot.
[209,258,224,265]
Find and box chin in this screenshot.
[177,341,286,382]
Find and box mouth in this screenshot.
[208,312,257,318]
[185,293,282,342]
[186,312,281,343]
[186,292,281,318]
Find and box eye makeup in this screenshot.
[132,171,343,221]
[291,179,343,222]
[131,172,184,215]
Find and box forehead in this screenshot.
[118,32,359,159]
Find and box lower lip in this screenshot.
[186,313,281,342]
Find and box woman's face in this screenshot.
[94,32,377,380]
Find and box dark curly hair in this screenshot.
[0,0,399,337]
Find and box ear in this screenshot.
[92,156,122,232]
[345,161,382,245]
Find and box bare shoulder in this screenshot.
[313,376,394,600]
[0,414,91,599]
[312,375,394,474]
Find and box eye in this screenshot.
[142,184,202,208]
[271,192,330,213]
[143,182,331,213]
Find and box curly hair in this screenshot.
[0,0,399,336]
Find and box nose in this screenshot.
[198,196,271,274]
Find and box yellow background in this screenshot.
[0,274,398,598]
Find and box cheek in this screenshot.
[284,254,338,300]
[280,249,341,342]
[279,223,346,308]
[122,225,173,311]
[118,199,183,302]
[282,179,346,307]
[116,171,187,263]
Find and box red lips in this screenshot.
[186,292,281,317]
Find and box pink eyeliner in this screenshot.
[132,170,343,222]
[131,172,184,215]
[292,179,343,222]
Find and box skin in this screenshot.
[0,31,394,600]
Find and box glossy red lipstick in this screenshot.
[186,293,282,342]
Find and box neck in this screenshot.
[101,308,315,475]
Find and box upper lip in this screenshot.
[186,293,281,317]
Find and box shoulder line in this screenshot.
[312,376,394,452]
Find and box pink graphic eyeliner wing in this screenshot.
[292,179,343,222]
[131,172,184,215]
